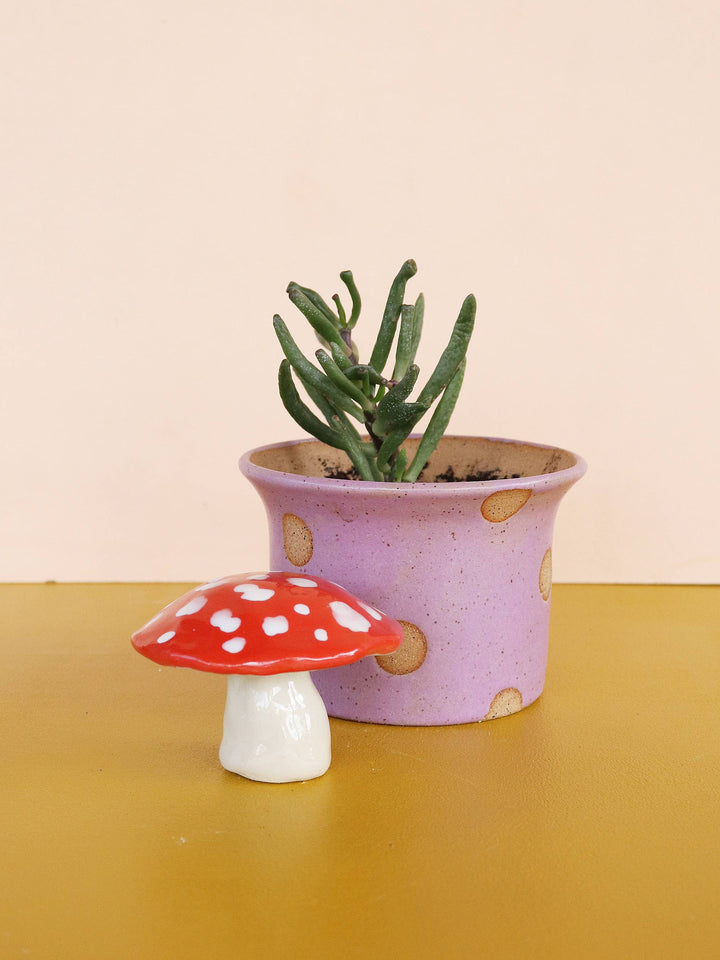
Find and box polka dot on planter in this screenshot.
[480,488,531,523]
[483,687,523,720]
[539,548,552,601]
[376,620,427,676]
[282,513,314,566]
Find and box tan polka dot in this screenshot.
[539,547,552,601]
[376,620,427,676]
[480,488,531,522]
[483,687,523,720]
[282,513,314,567]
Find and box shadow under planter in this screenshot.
[240,435,586,725]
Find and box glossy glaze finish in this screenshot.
[131,571,402,674]
[240,436,586,725]
[219,672,331,783]
[131,571,403,781]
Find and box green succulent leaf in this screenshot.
[340,270,361,328]
[416,294,476,407]
[393,448,408,482]
[278,360,344,449]
[286,284,349,356]
[329,416,381,481]
[273,261,476,483]
[405,357,467,481]
[273,315,365,423]
[375,364,421,435]
[343,364,386,387]
[392,303,415,382]
[376,407,427,474]
[315,349,375,414]
[294,284,340,326]
[332,294,347,327]
[369,259,417,374]
[408,293,425,367]
[330,342,352,371]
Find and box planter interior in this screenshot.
[248,435,578,484]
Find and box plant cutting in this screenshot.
[240,261,587,725]
[274,259,476,483]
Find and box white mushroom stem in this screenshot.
[218,672,331,783]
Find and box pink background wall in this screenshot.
[1,1,718,582]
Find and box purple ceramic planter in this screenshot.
[240,436,586,725]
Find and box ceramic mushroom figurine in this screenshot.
[131,572,403,783]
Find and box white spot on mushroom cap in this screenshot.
[245,573,269,580]
[314,628,328,642]
[329,601,371,633]
[294,603,310,615]
[358,600,383,621]
[176,596,208,617]
[233,583,275,601]
[221,637,247,654]
[210,609,241,633]
[157,631,175,644]
[263,616,289,636]
[287,577,317,588]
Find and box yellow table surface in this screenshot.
[1,584,718,959]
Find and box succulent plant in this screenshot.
[273,259,476,482]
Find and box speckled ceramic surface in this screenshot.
[240,436,586,725]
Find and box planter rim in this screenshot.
[239,435,587,497]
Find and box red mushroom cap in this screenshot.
[131,572,403,676]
